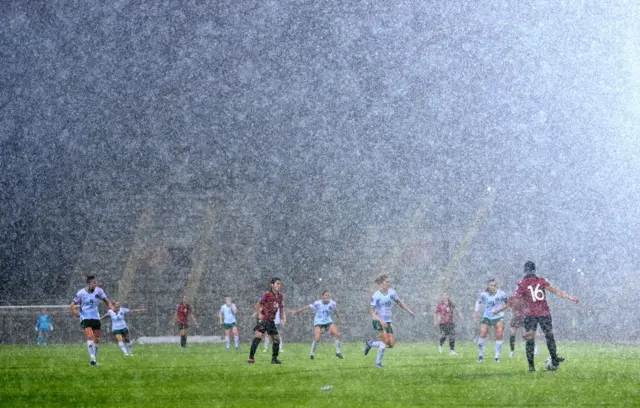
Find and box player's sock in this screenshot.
[478,337,485,357]
[335,340,341,354]
[180,335,187,348]
[272,341,280,359]
[526,340,535,367]
[310,341,318,355]
[37,336,42,345]
[234,335,239,348]
[118,341,128,355]
[126,341,133,354]
[94,343,99,360]
[509,335,516,351]
[439,337,446,347]
[449,338,455,351]
[87,340,95,360]
[225,336,230,349]
[375,343,386,365]
[545,333,559,363]
[495,340,503,359]
[371,341,383,348]
[249,337,261,359]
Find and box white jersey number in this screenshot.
[527,284,545,302]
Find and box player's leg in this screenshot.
[477,323,489,362]
[494,321,505,362]
[310,326,322,358]
[539,315,561,366]
[123,331,134,355]
[224,328,231,350]
[114,333,128,355]
[523,316,538,371]
[509,319,518,357]
[438,324,446,353]
[329,324,343,358]
[232,325,240,349]
[248,323,265,362]
[448,324,457,355]
[269,324,282,363]
[179,325,188,350]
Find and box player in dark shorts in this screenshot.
[173,295,199,352]
[433,291,464,355]
[248,277,286,364]
[496,261,579,372]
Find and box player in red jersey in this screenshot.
[173,295,199,352]
[248,277,286,364]
[433,291,464,355]
[497,261,578,372]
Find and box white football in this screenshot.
[544,356,556,371]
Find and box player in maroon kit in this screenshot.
[433,291,464,355]
[173,295,199,352]
[497,261,578,372]
[248,277,286,364]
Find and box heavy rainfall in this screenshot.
[1,0,638,357]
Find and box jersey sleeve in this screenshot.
[73,290,82,304]
[122,307,130,314]
[390,290,399,302]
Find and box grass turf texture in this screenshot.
[1,342,638,407]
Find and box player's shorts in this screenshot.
[314,323,333,332]
[439,323,456,336]
[81,319,101,331]
[481,317,504,326]
[524,315,553,334]
[510,317,524,329]
[223,323,236,330]
[112,328,129,336]
[38,327,50,333]
[372,320,394,334]
[254,320,279,335]
[178,323,189,330]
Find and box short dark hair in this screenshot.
[270,277,281,285]
[524,261,536,273]
[86,275,96,283]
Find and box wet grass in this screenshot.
[1,341,638,407]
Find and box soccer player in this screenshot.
[262,307,284,353]
[70,275,114,366]
[248,277,286,364]
[503,261,578,372]
[364,274,416,368]
[433,291,464,355]
[473,278,508,363]
[173,295,199,352]
[503,295,537,358]
[289,290,344,360]
[101,301,145,356]
[35,308,53,346]
[219,296,240,351]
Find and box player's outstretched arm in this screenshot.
[548,286,579,303]
[395,298,416,317]
[289,305,310,316]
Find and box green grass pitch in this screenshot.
[1,341,638,407]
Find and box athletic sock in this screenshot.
[225,336,230,349]
[249,337,261,359]
[375,343,386,365]
[439,337,446,346]
[449,339,455,351]
[526,340,535,367]
[371,340,383,348]
[495,340,503,359]
[335,340,341,354]
[310,341,318,355]
[272,341,280,359]
[478,338,485,357]
[180,335,187,348]
[509,335,516,351]
[234,335,239,348]
[87,340,95,360]
[545,333,558,362]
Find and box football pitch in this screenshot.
[1,341,638,407]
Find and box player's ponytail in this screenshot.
[374,274,389,285]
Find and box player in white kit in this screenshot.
[290,290,344,360]
[102,301,145,356]
[70,276,114,366]
[219,296,240,351]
